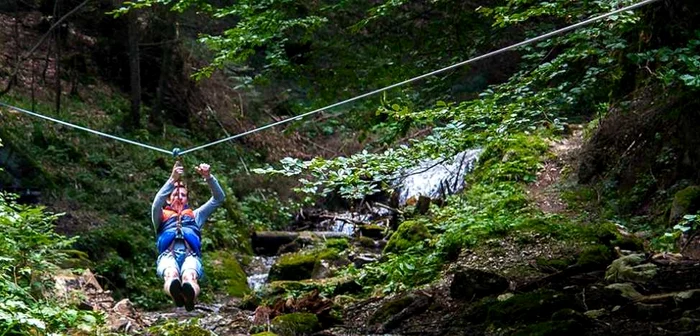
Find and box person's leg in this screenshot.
[180,254,203,311]
[156,252,184,307]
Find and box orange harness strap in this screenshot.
[167,210,194,256]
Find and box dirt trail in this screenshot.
[527,126,584,215]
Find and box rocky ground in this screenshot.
[57,129,700,336]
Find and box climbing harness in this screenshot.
[168,209,195,257]
[0,0,661,157]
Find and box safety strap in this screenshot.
[167,209,194,256]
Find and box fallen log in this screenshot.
[252,231,351,256]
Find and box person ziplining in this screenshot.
[0,0,661,311]
[152,161,225,311]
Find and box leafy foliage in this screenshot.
[0,193,104,334]
[4,0,697,314]
[629,32,700,89]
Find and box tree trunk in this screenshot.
[150,8,177,131]
[53,0,61,114]
[127,9,141,130]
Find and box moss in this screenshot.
[360,225,385,239]
[358,236,376,248]
[604,254,657,284]
[325,238,349,250]
[587,222,619,246]
[384,220,431,254]
[277,241,302,254]
[485,289,579,324]
[561,185,598,207]
[611,235,645,251]
[473,134,548,183]
[272,313,320,335]
[204,250,250,297]
[268,276,360,298]
[513,320,582,336]
[268,252,317,281]
[536,257,576,271]
[240,292,262,310]
[369,295,415,324]
[670,186,700,224]
[316,248,341,261]
[251,332,278,336]
[269,280,317,293]
[576,245,612,269]
[148,320,211,336]
[269,246,345,282]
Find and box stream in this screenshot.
[243,148,482,292]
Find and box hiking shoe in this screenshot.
[182,282,196,312]
[167,279,185,308]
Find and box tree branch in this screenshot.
[0,0,89,97]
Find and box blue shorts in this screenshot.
[156,249,203,279]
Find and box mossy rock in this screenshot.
[450,268,508,300]
[576,245,612,270]
[268,252,317,281]
[269,247,345,282]
[512,319,584,336]
[485,289,580,325]
[360,225,385,239]
[369,294,416,324]
[670,186,700,225]
[358,236,377,248]
[148,320,211,336]
[604,254,657,284]
[332,277,363,296]
[268,280,318,294]
[204,250,250,297]
[277,240,302,255]
[251,332,278,336]
[588,222,619,246]
[384,220,431,254]
[269,276,361,298]
[611,235,645,252]
[325,238,349,250]
[240,292,262,310]
[316,248,341,261]
[536,257,576,272]
[272,313,320,335]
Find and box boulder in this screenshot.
[268,252,318,281]
[384,220,431,254]
[271,312,320,335]
[369,293,432,333]
[450,268,509,300]
[605,254,657,284]
[670,186,700,225]
[204,250,251,297]
[605,283,643,301]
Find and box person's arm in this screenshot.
[193,164,226,226]
[152,163,182,228]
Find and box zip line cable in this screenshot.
[0,0,660,157]
[178,0,660,156]
[0,102,172,154]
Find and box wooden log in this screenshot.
[252,231,351,256]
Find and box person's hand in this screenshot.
[170,161,184,181]
[195,163,211,179]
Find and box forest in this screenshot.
[2,0,700,335]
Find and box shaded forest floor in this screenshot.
[63,124,700,336]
